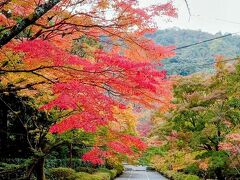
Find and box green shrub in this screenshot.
[48,166,116,180]
[67,172,95,180]
[109,169,118,179]
[172,173,200,180]
[171,172,200,180]
[48,167,76,180]
[97,168,117,179]
[94,172,111,180]
[76,167,97,174]
[159,170,200,180]
[106,161,124,175]
[0,163,20,171]
[68,172,110,180]
[183,164,200,175]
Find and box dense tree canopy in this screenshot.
[0,0,177,179]
[148,58,240,179]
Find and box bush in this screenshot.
[47,166,116,180]
[163,170,200,180]
[68,172,96,180]
[94,172,111,180]
[48,167,76,180]
[97,168,117,179]
[106,160,124,175]
[183,164,200,175]
[0,163,20,171]
[76,167,97,174]
[172,173,200,180]
[68,171,111,180]
[109,169,118,179]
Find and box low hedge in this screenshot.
[68,171,111,180]
[48,167,76,180]
[94,172,111,180]
[76,167,97,174]
[110,169,118,179]
[68,172,100,180]
[105,160,124,176]
[97,168,118,179]
[160,170,200,180]
[152,165,200,180]
[48,167,118,180]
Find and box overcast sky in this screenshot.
[140,0,240,34]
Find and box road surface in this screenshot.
[115,165,168,180]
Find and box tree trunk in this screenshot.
[68,143,73,168]
[35,157,46,180]
[0,0,61,48]
[215,168,224,180]
[0,107,8,157]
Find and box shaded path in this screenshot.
[115,165,168,180]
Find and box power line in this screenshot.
[192,15,240,26]
[166,31,240,69]
[172,32,240,51]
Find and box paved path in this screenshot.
[115,165,168,180]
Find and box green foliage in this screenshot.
[94,172,111,180]
[97,168,118,179]
[67,170,114,180]
[150,60,240,179]
[71,35,102,58]
[146,28,240,75]
[161,170,200,180]
[105,160,124,175]
[197,151,229,169]
[69,172,103,180]
[0,163,20,171]
[75,167,97,174]
[183,164,201,175]
[48,167,76,180]
[67,172,98,180]
[47,167,117,180]
[138,147,165,165]
[45,158,87,169]
[109,169,118,179]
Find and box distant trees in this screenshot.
[147,28,240,75]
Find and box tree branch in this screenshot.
[0,0,11,9]
[0,0,61,48]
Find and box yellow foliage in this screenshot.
[110,106,138,134]
[152,150,203,172]
[198,158,209,170]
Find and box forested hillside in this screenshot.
[147,28,240,75]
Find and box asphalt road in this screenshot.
[115,165,168,180]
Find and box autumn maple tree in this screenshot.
[0,0,176,179]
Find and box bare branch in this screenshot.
[184,0,191,20]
